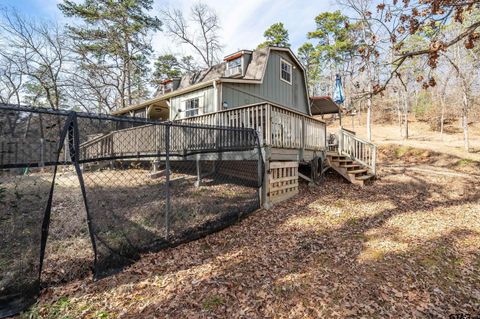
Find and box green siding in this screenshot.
[221,51,310,114]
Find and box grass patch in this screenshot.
[23,297,72,319]
[94,310,110,318]
[394,146,411,158]
[455,158,474,166]
[346,217,361,227]
[202,295,225,310]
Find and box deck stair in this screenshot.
[325,129,377,186]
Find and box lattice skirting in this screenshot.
[267,161,299,205]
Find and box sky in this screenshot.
[1,0,336,60]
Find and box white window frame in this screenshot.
[280,58,292,85]
[185,97,201,117]
[226,56,243,77]
[227,57,242,70]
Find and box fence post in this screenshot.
[40,138,45,168]
[165,123,171,240]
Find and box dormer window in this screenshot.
[228,57,241,69]
[164,81,173,93]
[280,59,292,85]
[160,79,173,95]
[225,56,242,77]
[224,50,252,77]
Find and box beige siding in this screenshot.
[170,86,215,120]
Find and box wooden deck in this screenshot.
[78,103,328,209]
[80,103,327,163]
[178,102,326,162]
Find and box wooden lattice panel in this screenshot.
[268,161,299,205]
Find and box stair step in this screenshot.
[356,174,374,181]
[340,164,361,168]
[326,151,340,156]
[334,159,353,163]
[348,169,368,174]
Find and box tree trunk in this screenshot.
[462,91,470,152]
[357,100,362,126]
[403,92,409,139]
[366,97,372,141]
[440,96,445,138]
[397,89,402,136]
[365,58,373,141]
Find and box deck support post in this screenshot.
[310,157,318,186]
[261,159,271,209]
[194,155,202,187]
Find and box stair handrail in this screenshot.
[338,128,377,175]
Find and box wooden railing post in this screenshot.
[301,117,306,152]
[337,128,378,175]
[173,102,326,151]
[339,129,344,155]
[266,104,272,146]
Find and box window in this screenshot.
[280,59,292,84]
[226,57,242,76]
[164,82,173,93]
[185,97,200,117]
[227,57,242,69]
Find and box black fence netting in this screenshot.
[0,104,263,318]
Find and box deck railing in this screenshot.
[79,123,258,161]
[338,128,377,174]
[79,125,161,160]
[0,137,58,167]
[179,103,326,151]
[79,103,327,160]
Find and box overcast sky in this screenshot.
[2,0,336,59]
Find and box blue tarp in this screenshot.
[333,74,345,105]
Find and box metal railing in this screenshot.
[338,128,377,175]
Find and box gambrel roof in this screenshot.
[173,47,303,90]
[112,47,308,116]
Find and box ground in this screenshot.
[340,118,480,161]
[20,143,480,319]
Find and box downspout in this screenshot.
[213,80,219,112]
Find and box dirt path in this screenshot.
[25,151,480,319]
[334,120,480,162]
[382,164,480,178]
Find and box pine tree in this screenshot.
[258,22,290,48]
[58,0,161,109]
[152,54,182,88]
[298,42,320,95]
[307,11,356,66]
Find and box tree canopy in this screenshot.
[258,22,290,48]
[58,0,161,109]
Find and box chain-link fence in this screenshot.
[0,104,263,318]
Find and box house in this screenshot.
[111,46,377,207]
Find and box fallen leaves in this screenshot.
[22,147,480,319]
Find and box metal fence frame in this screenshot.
[0,103,263,318]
